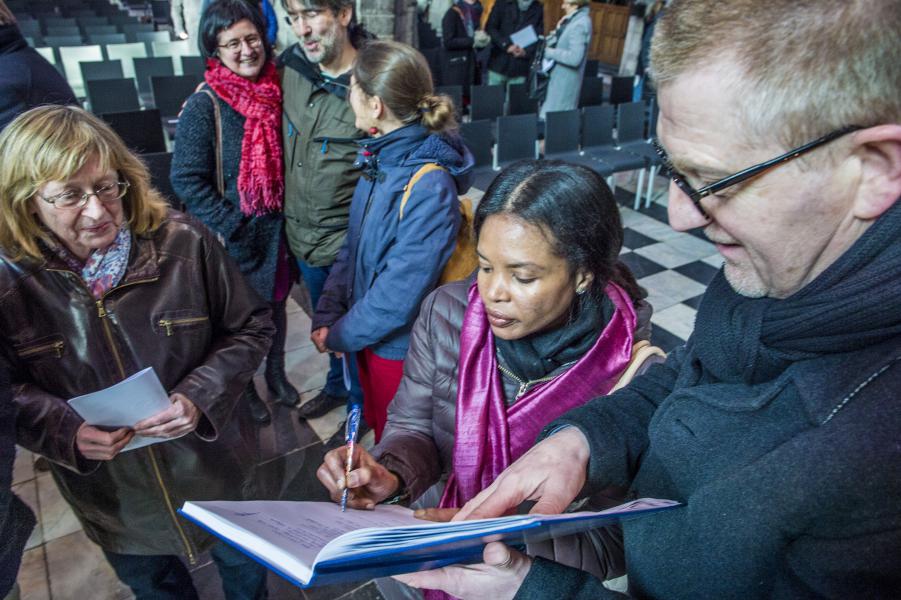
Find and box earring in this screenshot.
[576,286,587,295]
[368,126,379,135]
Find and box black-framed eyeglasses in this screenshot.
[38,181,130,210]
[653,125,862,218]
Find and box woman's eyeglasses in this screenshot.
[38,181,130,210]
[217,34,263,53]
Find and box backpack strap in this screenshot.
[399,163,447,220]
[200,88,225,197]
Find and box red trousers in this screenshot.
[356,348,404,443]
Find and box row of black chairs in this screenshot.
[23,27,171,49]
[8,0,127,18]
[81,55,203,90]
[458,101,661,209]
[86,72,200,117]
[436,76,639,124]
[15,15,147,35]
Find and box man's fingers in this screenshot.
[393,566,457,592]
[529,494,570,516]
[455,479,506,521]
[133,405,178,431]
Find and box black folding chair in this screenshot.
[578,76,605,108]
[616,101,663,208]
[134,55,174,96]
[180,55,206,79]
[151,74,202,119]
[496,113,538,167]
[89,33,126,45]
[609,76,635,105]
[102,109,167,154]
[436,84,463,119]
[542,109,613,177]
[141,152,180,206]
[86,77,141,114]
[469,84,504,121]
[80,59,124,82]
[507,82,538,116]
[459,119,496,191]
[580,104,649,206]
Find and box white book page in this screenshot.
[182,501,424,580]
[67,367,174,451]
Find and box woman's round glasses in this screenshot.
[38,181,130,210]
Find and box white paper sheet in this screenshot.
[67,367,174,451]
[510,25,539,49]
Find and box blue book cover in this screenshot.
[178,498,680,588]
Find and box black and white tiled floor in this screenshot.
[14,175,719,600]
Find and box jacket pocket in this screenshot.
[154,311,210,337]
[14,335,65,360]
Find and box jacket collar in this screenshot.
[39,228,160,285]
[278,44,351,100]
[0,24,26,55]
[356,123,429,180]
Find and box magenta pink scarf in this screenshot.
[205,59,283,216]
[438,281,636,510]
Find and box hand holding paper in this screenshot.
[75,424,134,461]
[133,393,200,438]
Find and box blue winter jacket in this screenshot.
[313,123,475,360]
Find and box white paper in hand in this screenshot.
[510,25,538,49]
[68,367,174,451]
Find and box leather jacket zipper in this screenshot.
[95,281,198,565]
[496,362,576,400]
[50,269,199,564]
[18,340,64,359]
[158,316,209,337]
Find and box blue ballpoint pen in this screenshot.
[340,406,362,512]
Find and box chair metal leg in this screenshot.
[645,165,657,208]
[633,169,646,211]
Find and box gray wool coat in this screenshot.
[541,7,592,117]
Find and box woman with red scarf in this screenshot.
[318,161,662,598]
[172,0,296,425]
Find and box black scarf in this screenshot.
[495,294,614,382]
[693,198,901,386]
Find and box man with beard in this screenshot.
[391,0,901,598]
[279,0,366,424]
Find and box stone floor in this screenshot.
[12,172,720,599]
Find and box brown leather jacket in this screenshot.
[0,211,273,560]
[372,278,654,581]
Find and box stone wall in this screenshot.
[357,0,395,39]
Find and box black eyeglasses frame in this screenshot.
[653,125,862,218]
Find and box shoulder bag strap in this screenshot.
[200,88,225,197]
[399,163,447,220]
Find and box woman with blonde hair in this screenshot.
[0,105,272,599]
[312,40,474,442]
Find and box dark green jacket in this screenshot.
[279,45,363,267]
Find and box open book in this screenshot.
[179,497,679,588]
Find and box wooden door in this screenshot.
[543,2,630,67]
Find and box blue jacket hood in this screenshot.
[357,124,475,194]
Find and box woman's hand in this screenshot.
[75,424,134,461]
[393,542,532,599]
[132,393,201,438]
[317,445,400,510]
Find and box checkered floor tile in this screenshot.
[613,185,719,353]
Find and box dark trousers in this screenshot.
[104,542,268,600]
[297,259,363,409]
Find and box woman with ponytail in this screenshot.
[312,40,474,442]
[172,0,297,425]
[318,160,656,597]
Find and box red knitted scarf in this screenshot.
[205,59,284,216]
